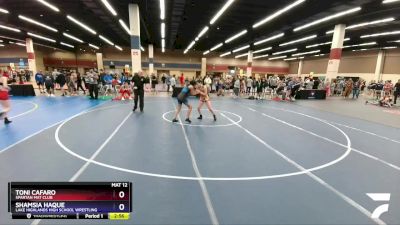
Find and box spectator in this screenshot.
[394,79,400,105]
[246,77,252,94]
[87,70,99,99]
[343,79,353,98]
[352,79,360,99]
[179,73,185,87]
[35,70,45,94]
[76,72,86,95]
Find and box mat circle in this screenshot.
[55,103,352,181]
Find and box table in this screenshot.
[9,84,36,96]
[295,89,326,100]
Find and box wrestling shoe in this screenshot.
[4,117,12,124]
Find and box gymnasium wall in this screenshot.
[288,49,400,82]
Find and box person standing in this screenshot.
[170,75,176,91]
[132,72,147,112]
[88,70,99,99]
[76,72,86,95]
[246,77,252,95]
[172,80,200,123]
[35,70,45,94]
[166,74,171,93]
[179,73,185,87]
[0,69,12,124]
[204,75,212,93]
[44,72,55,97]
[352,79,360,99]
[393,79,400,105]
[197,84,216,121]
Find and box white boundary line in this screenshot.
[244,105,400,172]
[32,111,132,225]
[56,104,351,181]
[246,103,400,144]
[0,102,109,155]
[329,121,400,144]
[220,112,386,225]
[174,102,219,225]
[9,101,39,119]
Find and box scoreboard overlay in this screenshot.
[8,182,132,220]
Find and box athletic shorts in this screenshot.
[0,90,9,100]
[37,82,44,86]
[177,97,189,106]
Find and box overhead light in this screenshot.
[161,22,165,38]
[347,18,395,30]
[67,15,97,34]
[141,46,145,51]
[187,41,196,50]
[115,45,123,51]
[0,7,9,14]
[306,39,349,48]
[162,48,165,53]
[210,0,235,25]
[387,39,400,43]
[294,7,361,32]
[382,46,397,49]
[161,39,165,50]
[197,26,209,39]
[89,43,99,49]
[0,25,21,32]
[101,0,117,16]
[160,0,165,20]
[63,32,84,43]
[361,31,400,38]
[279,34,317,46]
[383,0,400,3]
[119,19,131,35]
[27,32,56,42]
[232,45,250,53]
[235,53,248,58]
[0,40,3,42]
[210,43,223,51]
[343,42,376,48]
[269,56,287,60]
[184,49,189,54]
[225,29,247,43]
[292,49,320,56]
[60,42,74,48]
[18,15,58,32]
[99,35,114,45]
[37,0,60,12]
[326,18,395,34]
[352,49,369,52]
[9,41,15,44]
[0,44,4,47]
[203,50,210,55]
[272,48,297,55]
[254,33,284,46]
[284,57,299,61]
[15,43,26,47]
[253,0,306,28]
[253,54,269,59]
[253,47,272,54]
[220,51,231,57]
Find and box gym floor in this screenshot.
[0,96,399,225]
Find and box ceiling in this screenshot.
[0,0,400,59]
